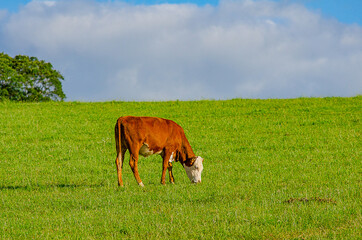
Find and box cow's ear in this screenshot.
[188,157,197,166]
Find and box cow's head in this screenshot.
[183,156,204,183]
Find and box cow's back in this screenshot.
[118,116,185,149]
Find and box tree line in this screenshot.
[0,52,66,102]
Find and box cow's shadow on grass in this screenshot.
[0,183,105,190]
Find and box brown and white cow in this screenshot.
[115,116,204,187]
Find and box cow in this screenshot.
[115,116,204,187]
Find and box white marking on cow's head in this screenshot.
[183,156,204,183]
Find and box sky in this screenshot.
[0,0,361,101]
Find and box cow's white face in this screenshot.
[183,156,204,183]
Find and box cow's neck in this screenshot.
[182,143,196,167]
[174,134,196,166]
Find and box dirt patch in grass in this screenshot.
[284,197,336,204]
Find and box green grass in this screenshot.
[0,97,361,239]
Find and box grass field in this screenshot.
[0,97,361,239]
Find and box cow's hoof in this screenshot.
[138,182,145,187]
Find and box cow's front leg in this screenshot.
[161,151,173,185]
[161,159,168,185]
[168,162,175,184]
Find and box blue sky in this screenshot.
[292,0,362,25]
[1,0,361,101]
[1,0,362,25]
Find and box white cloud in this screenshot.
[1,0,361,101]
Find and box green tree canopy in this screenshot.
[0,53,66,101]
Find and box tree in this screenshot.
[0,53,66,101]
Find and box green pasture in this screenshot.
[0,97,361,239]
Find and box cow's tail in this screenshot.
[115,117,124,186]
[115,118,122,154]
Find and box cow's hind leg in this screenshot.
[115,147,126,187]
[129,147,144,187]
